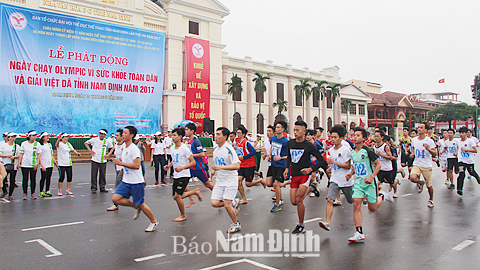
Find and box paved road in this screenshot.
[1,157,480,270]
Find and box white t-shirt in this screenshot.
[438,139,447,160]
[341,140,353,151]
[412,136,436,168]
[264,138,272,167]
[170,144,193,179]
[328,145,353,187]
[373,143,393,171]
[87,137,113,163]
[57,142,74,167]
[457,138,476,164]
[468,136,480,147]
[151,141,166,155]
[213,143,240,187]
[114,142,125,171]
[445,138,459,159]
[121,143,144,184]
[0,143,19,168]
[19,141,39,168]
[38,143,54,168]
[164,137,173,155]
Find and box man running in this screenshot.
[85,129,113,194]
[269,121,289,213]
[112,126,158,232]
[438,130,449,184]
[399,128,412,177]
[283,120,327,234]
[409,122,437,208]
[373,130,397,197]
[185,123,214,194]
[107,129,125,211]
[348,127,394,242]
[210,127,242,233]
[445,128,459,189]
[456,127,480,195]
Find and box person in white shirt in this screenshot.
[112,126,159,232]
[409,122,437,208]
[56,133,80,196]
[163,128,202,222]
[437,130,449,184]
[0,132,20,200]
[149,132,167,185]
[106,129,125,211]
[164,130,174,179]
[0,132,7,149]
[37,132,58,198]
[85,129,113,194]
[444,128,459,189]
[456,127,480,195]
[18,131,40,200]
[210,127,242,234]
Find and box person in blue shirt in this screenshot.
[268,121,290,212]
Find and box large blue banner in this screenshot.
[0,3,165,134]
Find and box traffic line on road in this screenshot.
[452,240,475,251]
[25,239,62,257]
[304,217,322,224]
[77,183,90,185]
[22,221,84,232]
[42,196,75,200]
[134,253,166,262]
[402,193,413,197]
[199,258,279,270]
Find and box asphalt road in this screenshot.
[1,156,480,270]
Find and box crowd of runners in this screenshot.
[1,120,479,241]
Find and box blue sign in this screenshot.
[0,3,165,134]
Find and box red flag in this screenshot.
[392,118,394,128]
[438,78,445,83]
[466,122,469,128]
[359,118,364,127]
[453,120,457,129]
[375,115,378,126]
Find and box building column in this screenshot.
[268,73,275,128]
[222,66,229,128]
[287,76,294,134]
[322,98,327,136]
[306,92,311,127]
[246,69,253,132]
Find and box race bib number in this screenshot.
[415,149,425,159]
[290,149,304,163]
[378,155,383,161]
[172,153,179,163]
[272,147,281,157]
[461,151,470,159]
[236,148,244,156]
[449,146,456,153]
[215,157,227,166]
[354,162,367,177]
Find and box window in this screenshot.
[368,110,374,119]
[256,114,264,134]
[233,84,242,101]
[255,88,264,103]
[326,90,332,109]
[341,103,348,114]
[189,21,199,35]
[276,83,284,101]
[313,117,319,129]
[375,111,382,119]
[350,104,356,114]
[358,104,365,115]
[295,90,302,106]
[312,91,319,108]
[233,112,241,130]
[297,115,303,122]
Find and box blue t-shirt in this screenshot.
[270,135,289,168]
[188,136,205,171]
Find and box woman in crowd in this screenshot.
[149,132,167,185]
[56,133,80,196]
[134,135,147,178]
[38,132,58,197]
[0,132,20,200]
[18,130,40,200]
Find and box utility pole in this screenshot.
[471,74,480,137]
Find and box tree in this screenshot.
[225,73,243,115]
[471,73,480,136]
[341,98,353,127]
[325,83,342,124]
[273,99,288,115]
[428,102,476,129]
[252,72,270,121]
[312,80,329,125]
[294,77,312,118]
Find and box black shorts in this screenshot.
[447,158,459,172]
[239,167,255,182]
[407,156,414,167]
[267,166,273,177]
[271,167,285,183]
[401,153,410,165]
[377,170,394,185]
[172,177,189,196]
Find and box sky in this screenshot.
[220,0,478,104]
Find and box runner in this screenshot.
[466,129,479,180]
[210,127,242,233]
[409,122,437,208]
[18,131,40,200]
[0,132,20,200]
[164,128,202,222]
[283,120,327,234]
[107,129,125,211]
[269,121,290,212]
[164,130,174,179]
[384,135,401,197]
[373,130,397,197]
[112,126,159,232]
[445,128,459,189]
[185,123,214,193]
[456,127,480,195]
[85,129,113,194]
[264,125,275,197]
[236,125,266,204]
[37,132,57,198]
[306,129,321,199]
[319,125,353,232]
[149,132,167,185]
[399,128,412,177]
[56,133,80,196]
[438,130,449,184]
[348,127,394,242]
[134,135,147,178]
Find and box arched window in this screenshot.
[296,115,303,122]
[275,114,287,123]
[276,83,284,100]
[296,90,302,106]
[256,114,264,134]
[326,90,332,109]
[233,112,241,130]
[327,117,333,131]
[313,117,319,129]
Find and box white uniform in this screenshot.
[412,137,436,168]
[458,138,476,164]
[57,142,74,167]
[114,142,125,171]
[170,144,193,179]
[445,138,459,160]
[38,143,54,168]
[87,137,113,163]
[438,139,448,170]
[121,144,144,184]
[151,141,166,155]
[0,143,19,168]
[211,143,240,201]
[328,145,352,187]
[19,141,39,168]
[374,143,393,171]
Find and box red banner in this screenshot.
[185,37,210,133]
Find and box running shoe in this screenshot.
[448,184,455,190]
[278,199,284,205]
[457,190,463,196]
[271,204,282,213]
[445,179,449,185]
[227,222,241,233]
[400,169,406,178]
[333,200,342,206]
[0,193,7,199]
[8,196,14,200]
[380,190,394,203]
[397,179,402,185]
[292,224,306,234]
[309,192,316,198]
[155,181,159,185]
[133,208,142,220]
[318,221,331,231]
[145,220,159,232]
[23,194,27,200]
[271,188,275,192]
[58,190,62,196]
[417,183,424,193]
[310,183,320,197]
[66,189,74,195]
[234,198,240,215]
[107,204,119,211]
[427,200,434,208]
[259,172,263,179]
[31,193,37,200]
[272,196,276,201]
[393,192,398,198]
[100,189,109,193]
[45,191,52,197]
[348,231,365,242]
[161,181,167,186]
[435,159,440,167]
[39,192,46,198]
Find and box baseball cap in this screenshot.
[3,132,8,136]
[134,135,140,140]
[61,133,70,138]
[99,130,107,135]
[155,131,161,136]
[7,132,17,137]
[27,131,38,136]
[39,132,49,138]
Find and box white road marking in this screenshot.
[77,183,90,185]
[22,221,84,232]
[134,253,166,262]
[25,239,62,257]
[452,240,475,251]
[199,258,279,270]
[42,196,75,200]
[401,193,413,197]
[1,198,10,203]
[304,217,322,224]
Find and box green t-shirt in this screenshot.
[350,145,378,187]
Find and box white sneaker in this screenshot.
[58,190,62,196]
[227,222,241,233]
[393,192,398,198]
[309,192,316,197]
[348,231,365,242]
[145,220,159,232]
[66,189,74,195]
[380,190,395,203]
[133,208,142,220]
[278,199,284,205]
[427,200,434,208]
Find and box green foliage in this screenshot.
[226,73,243,113]
[273,99,288,115]
[294,77,312,117]
[428,102,476,128]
